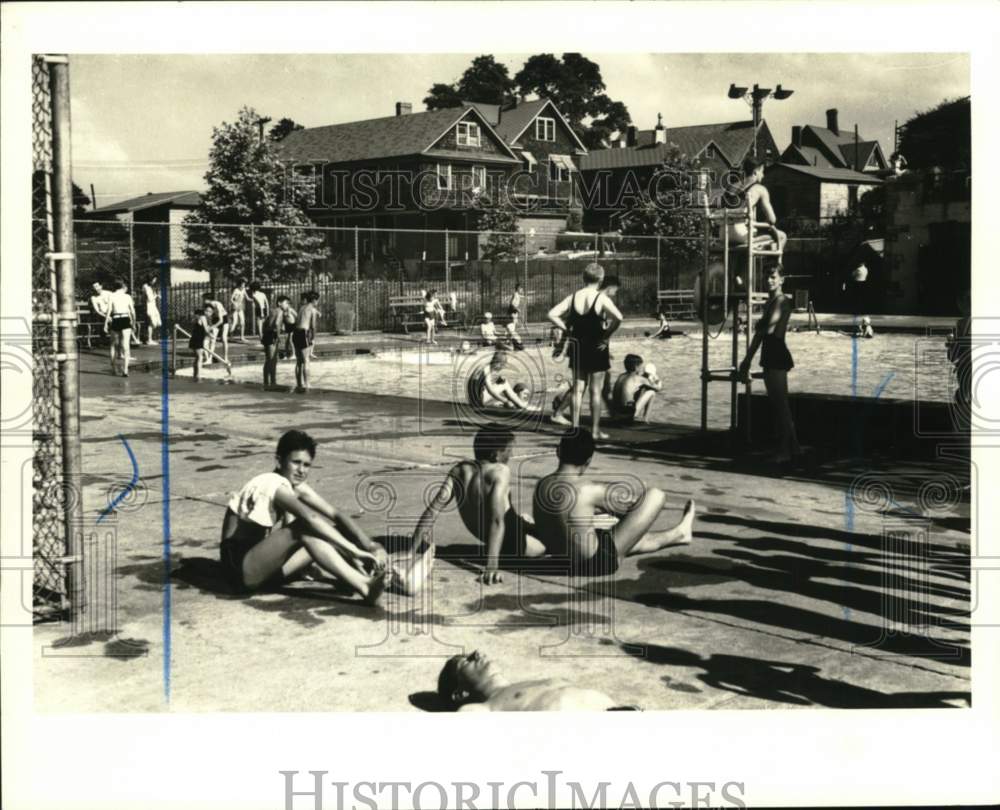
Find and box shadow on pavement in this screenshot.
[622,642,970,708]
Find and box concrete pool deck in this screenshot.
[32,343,972,712]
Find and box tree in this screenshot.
[424,55,516,110]
[896,97,970,171]
[184,106,327,288]
[268,117,304,143]
[617,145,704,268]
[72,182,91,216]
[476,195,522,311]
[514,53,631,149]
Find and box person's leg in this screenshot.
[634,389,656,422]
[109,329,117,372]
[120,328,131,375]
[570,377,586,428]
[774,369,801,455]
[551,385,572,425]
[589,371,607,438]
[193,350,203,381]
[221,323,230,363]
[301,353,310,391]
[613,489,696,557]
[241,525,384,603]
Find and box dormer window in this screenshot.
[437,164,452,190]
[457,121,481,147]
[705,145,716,158]
[536,117,556,142]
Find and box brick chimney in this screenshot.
[826,108,839,135]
[791,125,802,148]
[626,126,638,147]
[395,102,412,116]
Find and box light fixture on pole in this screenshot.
[728,82,794,158]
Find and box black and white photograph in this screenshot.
[3,2,999,809]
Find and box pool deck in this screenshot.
[33,333,972,712]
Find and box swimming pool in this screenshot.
[179,331,954,429]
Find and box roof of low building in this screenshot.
[92,190,201,214]
[771,162,883,184]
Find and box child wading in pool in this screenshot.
[261,295,289,388]
[220,430,388,602]
[189,303,214,381]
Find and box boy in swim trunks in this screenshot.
[293,291,320,393]
[533,429,696,578]
[221,430,387,602]
[189,304,214,381]
[480,312,498,347]
[607,354,660,423]
[411,428,545,585]
[261,295,288,388]
[202,294,229,364]
[437,649,641,711]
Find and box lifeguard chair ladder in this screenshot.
[699,207,782,440]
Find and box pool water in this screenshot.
[184,331,954,429]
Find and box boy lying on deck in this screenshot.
[437,649,641,711]
[220,430,390,603]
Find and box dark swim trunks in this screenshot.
[567,338,611,377]
[292,327,311,352]
[569,527,620,577]
[499,511,535,557]
[110,316,132,332]
[219,522,268,592]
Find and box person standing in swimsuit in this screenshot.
[507,284,524,331]
[728,157,786,254]
[104,278,137,377]
[220,430,387,603]
[249,282,269,337]
[547,264,623,439]
[229,278,249,343]
[738,263,803,465]
[141,276,162,345]
[90,281,115,369]
[202,294,230,364]
[533,429,696,578]
[188,304,213,381]
[292,291,319,393]
[261,295,288,388]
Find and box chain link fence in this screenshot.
[31,55,68,619]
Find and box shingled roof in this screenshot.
[92,190,201,214]
[276,106,520,165]
[771,163,883,184]
[488,98,588,153]
[580,120,758,171]
[839,140,881,171]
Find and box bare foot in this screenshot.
[390,544,435,596]
[676,499,696,544]
[551,412,571,426]
[595,430,611,440]
[362,569,387,606]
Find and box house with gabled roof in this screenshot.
[276,98,585,277]
[780,109,889,175]
[577,115,779,231]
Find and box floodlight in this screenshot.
[773,85,794,100]
[728,84,748,99]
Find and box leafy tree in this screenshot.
[896,96,970,171]
[617,145,704,267]
[184,106,327,288]
[477,194,521,270]
[72,182,91,216]
[514,53,631,149]
[268,117,305,143]
[424,55,516,110]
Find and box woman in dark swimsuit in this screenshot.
[261,295,288,388]
[547,263,624,439]
[738,263,802,465]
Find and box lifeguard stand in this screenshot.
[699,206,783,440]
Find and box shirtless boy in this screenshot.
[412,427,545,584]
[437,649,640,711]
[533,429,695,577]
[293,290,320,393]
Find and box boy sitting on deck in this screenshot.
[480,312,498,347]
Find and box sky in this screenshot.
[69,52,970,208]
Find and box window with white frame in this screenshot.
[472,165,486,191]
[549,156,566,183]
[437,164,452,190]
[457,121,481,147]
[536,117,556,142]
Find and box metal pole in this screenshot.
[656,236,661,293]
[523,234,529,327]
[249,224,256,335]
[128,219,134,295]
[700,216,709,433]
[354,226,359,330]
[48,56,85,623]
[744,207,754,444]
[444,228,450,291]
[726,211,737,432]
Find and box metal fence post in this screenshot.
[128,218,134,294]
[354,226,359,329]
[48,55,85,623]
[444,228,450,289]
[249,224,256,334]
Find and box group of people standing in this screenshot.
[89,276,161,377]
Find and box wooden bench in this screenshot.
[388,295,427,333]
[656,290,696,320]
